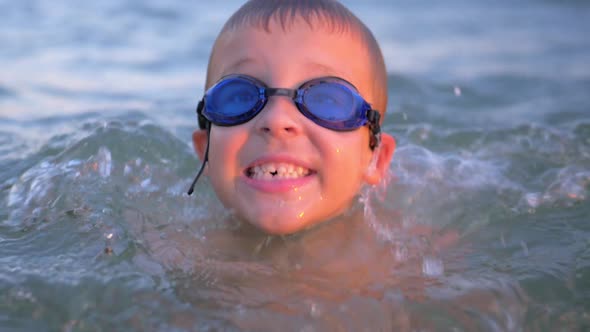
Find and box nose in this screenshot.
[253,96,302,138]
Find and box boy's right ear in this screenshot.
[192,130,208,161]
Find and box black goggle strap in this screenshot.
[196,99,208,130]
[367,109,381,150]
[187,99,211,196]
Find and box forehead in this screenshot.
[208,17,372,88]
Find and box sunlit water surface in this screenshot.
[1,0,589,331]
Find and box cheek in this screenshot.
[317,129,372,163]
[314,130,373,185]
[205,129,248,208]
[207,128,248,179]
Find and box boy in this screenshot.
[187,0,395,235]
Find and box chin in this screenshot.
[243,214,318,235]
[236,202,353,235]
[251,219,308,235]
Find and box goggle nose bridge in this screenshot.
[265,87,298,100]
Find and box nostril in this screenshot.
[259,126,296,134]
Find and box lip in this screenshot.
[240,154,316,194]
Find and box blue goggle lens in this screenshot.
[303,82,355,122]
[210,79,260,117]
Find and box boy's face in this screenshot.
[194,17,394,234]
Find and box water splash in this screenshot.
[518,166,589,212]
[96,146,112,178]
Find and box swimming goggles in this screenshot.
[187,74,382,195]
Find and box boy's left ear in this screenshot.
[192,130,209,161]
[363,133,396,185]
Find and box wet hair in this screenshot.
[206,0,389,114]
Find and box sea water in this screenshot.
[1,0,589,330]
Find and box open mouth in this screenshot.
[246,162,313,180]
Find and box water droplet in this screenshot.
[395,245,408,262]
[309,302,321,318]
[124,164,132,176]
[66,160,81,167]
[524,192,542,208]
[140,178,151,188]
[520,241,529,256]
[422,256,444,277]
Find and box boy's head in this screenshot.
[191,0,395,234]
[207,0,389,113]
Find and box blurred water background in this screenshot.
[1,0,589,330]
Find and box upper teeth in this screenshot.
[248,162,310,180]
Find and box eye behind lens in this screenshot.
[209,79,259,117]
[304,83,355,121]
